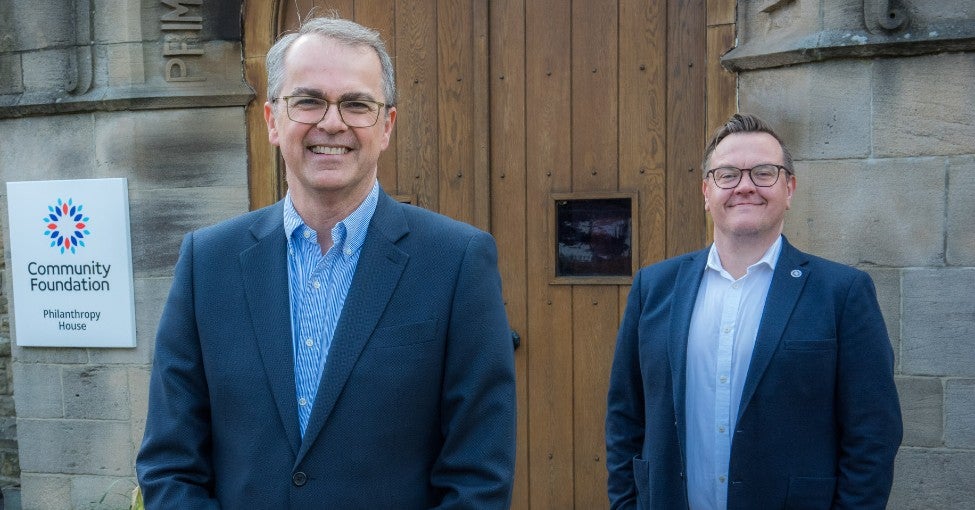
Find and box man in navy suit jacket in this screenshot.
[137,16,516,509]
[606,113,901,509]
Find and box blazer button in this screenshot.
[292,471,308,487]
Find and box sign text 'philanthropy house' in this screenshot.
[6,178,137,347]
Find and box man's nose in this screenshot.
[316,104,347,131]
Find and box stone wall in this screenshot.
[0,0,250,507]
[730,1,975,508]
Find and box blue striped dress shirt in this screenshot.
[283,183,379,436]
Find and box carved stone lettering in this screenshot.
[161,0,206,82]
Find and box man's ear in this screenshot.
[264,101,280,146]
[701,178,711,212]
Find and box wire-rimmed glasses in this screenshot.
[274,95,386,127]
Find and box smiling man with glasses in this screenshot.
[138,15,516,510]
[607,113,902,510]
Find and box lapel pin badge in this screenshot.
[790,269,802,278]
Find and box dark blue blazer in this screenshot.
[606,238,902,510]
[137,190,516,509]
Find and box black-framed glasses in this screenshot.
[706,164,789,189]
[274,95,386,127]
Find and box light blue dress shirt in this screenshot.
[283,183,379,436]
[685,236,782,510]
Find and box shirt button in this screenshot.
[718,426,726,433]
[719,375,728,383]
[723,327,731,334]
[305,338,314,347]
[298,397,307,406]
[344,248,352,256]
[302,230,311,239]
[719,475,727,483]
[312,280,321,289]
[732,282,740,289]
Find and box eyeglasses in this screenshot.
[274,95,386,127]
[706,164,789,189]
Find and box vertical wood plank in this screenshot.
[489,0,528,505]
[708,0,737,26]
[619,0,667,267]
[471,0,491,231]
[243,0,279,209]
[437,0,475,223]
[571,0,619,193]
[706,25,737,145]
[525,0,574,506]
[354,0,399,196]
[571,1,618,506]
[395,0,439,210]
[572,285,618,510]
[666,0,708,257]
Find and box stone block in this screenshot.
[127,186,249,278]
[863,268,900,369]
[783,158,945,266]
[128,366,150,450]
[0,2,75,52]
[62,365,129,421]
[945,379,975,448]
[0,115,96,184]
[103,42,147,87]
[901,268,975,377]
[94,107,248,190]
[12,363,63,419]
[18,473,72,510]
[895,376,943,447]
[739,60,871,160]
[874,53,975,157]
[92,0,143,44]
[889,448,975,510]
[17,418,132,475]
[71,475,139,510]
[11,344,88,364]
[0,53,24,95]
[21,48,79,94]
[947,156,975,266]
[1,448,20,478]
[0,357,10,395]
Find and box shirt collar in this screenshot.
[706,235,783,277]
[283,181,380,257]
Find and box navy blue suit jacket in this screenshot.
[137,190,516,509]
[606,238,901,510]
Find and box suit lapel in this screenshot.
[669,249,708,457]
[240,202,302,455]
[297,193,410,461]
[736,239,810,422]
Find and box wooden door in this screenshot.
[243,1,734,507]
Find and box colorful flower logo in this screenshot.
[43,198,91,254]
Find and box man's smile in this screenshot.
[308,145,351,155]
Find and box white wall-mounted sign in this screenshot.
[5,178,136,348]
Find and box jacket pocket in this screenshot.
[785,476,836,510]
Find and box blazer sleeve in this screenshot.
[431,230,517,509]
[136,233,221,509]
[833,270,903,509]
[605,269,646,510]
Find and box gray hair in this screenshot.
[266,16,396,108]
[701,113,794,176]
